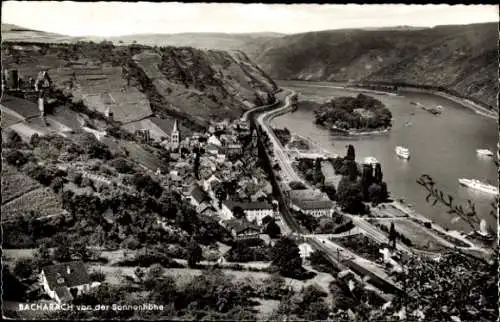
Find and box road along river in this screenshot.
[271,80,498,233]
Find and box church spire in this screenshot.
[172,119,178,134]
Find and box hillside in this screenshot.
[1,40,278,130]
[87,32,284,51]
[1,23,84,43]
[248,23,498,109]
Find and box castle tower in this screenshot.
[171,120,180,147]
[105,106,113,121]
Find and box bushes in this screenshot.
[289,181,307,190]
[225,240,271,263]
[3,150,28,167]
[376,223,413,247]
[109,157,135,174]
[89,270,106,282]
[115,248,183,268]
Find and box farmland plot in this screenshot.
[1,187,64,222]
[372,218,449,252]
[1,165,42,204]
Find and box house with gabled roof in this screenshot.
[39,261,92,303]
[223,218,261,240]
[190,184,211,207]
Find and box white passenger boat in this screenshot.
[363,156,379,166]
[458,178,499,195]
[476,149,494,157]
[395,146,410,159]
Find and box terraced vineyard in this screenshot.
[1,164,42,204]
[1,187,65,222]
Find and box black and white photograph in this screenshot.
[1,2,498,321]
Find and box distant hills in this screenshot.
[248,23,498,109]
[3,22,498,109]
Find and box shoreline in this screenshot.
[282,80,497,120]
[327,124,391,137]
[346,83,497,120]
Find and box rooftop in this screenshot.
[293,199,333,210]
[42,261,90,290]
[224,218,261,234]
[289,189,330,202]
[224,200,273,210]
[191,185,210,204]
[1,94,40,119]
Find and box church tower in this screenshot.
[171,120,180,147]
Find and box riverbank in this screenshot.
[346,83,497,120]
[332,126,391,136]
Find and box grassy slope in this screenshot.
[249,23,498,109]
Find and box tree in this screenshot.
[13,258,36,279]
[30,133,41,147]
[374,163,383,184]
[263,219,281,238]
[146,263,165,280]
[134,267,145,283]
[337,177,366,214]
[187,238,202,268]
[270,237,302,277]
[131,174,163,198]
[313,158,325,185]
[346,144,355,161]
[345,160,359,181]
[215,184,227,208]
[193,149,201,180]
[289,181,307,190]
[4,150,27,167]
[34,242,52,267]
[53,234,72,261]
[389,222,397,249]
[5,130,22,147]
[232,206,246,220]
[149,276,177,304]
[109,158,134,174]
[144,264,165,290]
[321,184,337,201]
[361,164,374,200]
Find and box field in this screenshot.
[331,233,385,262]
[1,187,65,222]
[1,165,42,204]
[371,218,449,252]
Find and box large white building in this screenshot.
[291,199,333,218]
[221,200,274,225]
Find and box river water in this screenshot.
[272,80,498,232]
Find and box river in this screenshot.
[272,80,498,233]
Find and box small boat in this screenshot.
[363,156,379,166]
[458,178,499,195]
[476,149,494,157]
[395,146,410,159]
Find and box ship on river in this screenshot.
[395,146,410,159]
[412,102,442,115]
[476,149,494,157]
[458,178,499,195]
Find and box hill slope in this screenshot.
[248,23,498,109]
[1,41,278,129]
